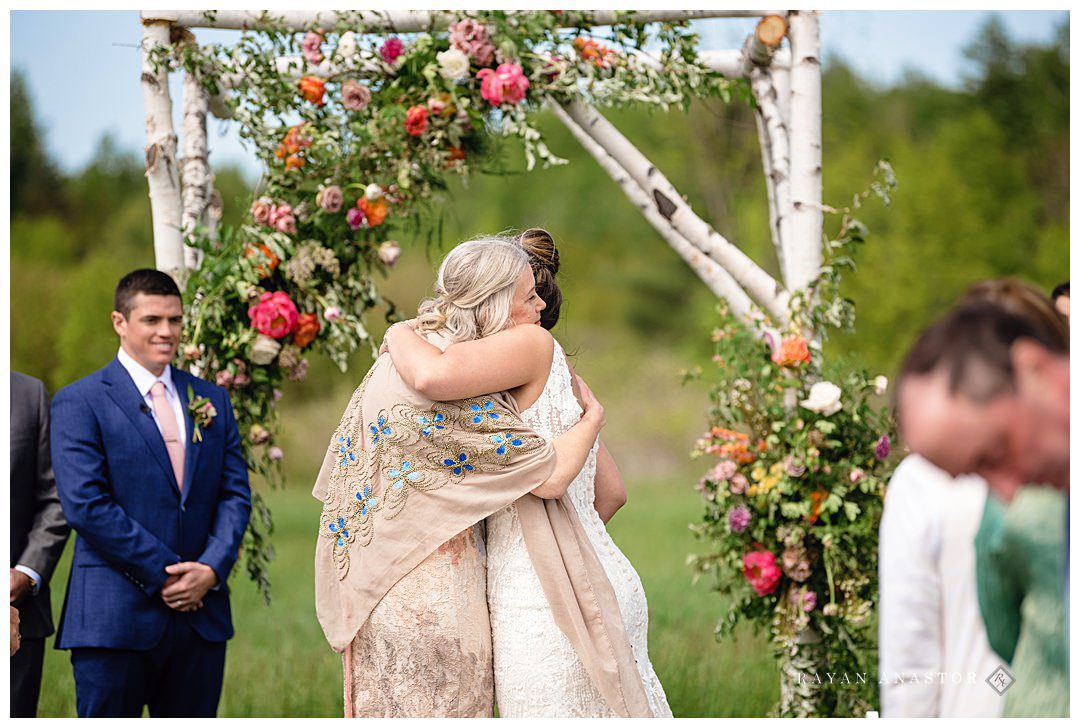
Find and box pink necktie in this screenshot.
[150,381,185,491]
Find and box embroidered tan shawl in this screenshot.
[313,334,652,717]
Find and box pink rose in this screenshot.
[341,80,371,111]
[378,241,401,267]
[215,370,234,388]
[324,306,341,322]
[427,96,447,116]
[380,37,404,64]
[302,31,324,65]
[250,196,273,224]
[269,446,285,461]
[729,472,748,494]
[743,550,782,597]
[346,207,364,230]
[849,467,865,484]
[710,459,738,482]
[269,203,297,234]
[477,63,530,106]
[247,291,301,338]
[316,185,343,213]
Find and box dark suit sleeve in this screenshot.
[196,391,251,583]
[51,387,180,596]
[16,379,71,585]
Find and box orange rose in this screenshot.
[284,154,305,171]
[244,244,279,278]
[359,196,389,227]
[292,312,321,348]
[772,335,811,367]
[298,76,326,106]
[808,489,828,524]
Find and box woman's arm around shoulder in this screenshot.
[386,323,554,401]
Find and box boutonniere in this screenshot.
[188,384,217,443]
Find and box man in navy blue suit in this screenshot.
[51,269,251,717]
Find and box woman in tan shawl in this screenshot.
[313,238,633,717]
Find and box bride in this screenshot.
[384,228,672,718]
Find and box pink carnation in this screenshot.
[710,459,738,482]
[449,18,496,66]
[248,291,300,339]
[380,36,404,64]
[302,31,324,65]
[477,63,529,106]
[743,550,782,597]
[269,203,297,234]
[728,506,751,533]
[345,207,364,230]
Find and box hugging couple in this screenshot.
[313,227,672,717]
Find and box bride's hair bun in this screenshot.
[518,227,562,331]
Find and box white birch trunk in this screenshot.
[141,19,184,275]
[550,103,757,322]
[560,99,789,324]
[145,9,783,32]
[180,69,210,271]
[786,11,824,295]
[750,67,796,291]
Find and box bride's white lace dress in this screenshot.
[486,340,672,718]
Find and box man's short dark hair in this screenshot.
[897,301,1068,405]
[1051,281,1069,302]
[114,269,182,318]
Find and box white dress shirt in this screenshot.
[117,347,187,449]
[878,454,1005,717]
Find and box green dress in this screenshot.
[975,487,1068,717]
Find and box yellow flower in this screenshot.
[769,462,785,476]
[761,475,781,492]
[751,466,766,482]
[747,485,759,496]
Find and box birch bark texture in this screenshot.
[141,19,184,275]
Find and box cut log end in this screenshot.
[756,15,788,47]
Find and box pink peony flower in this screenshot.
[875,434,891,460]
[324,306,341,322]
[378,241,402,267]
[316,185,343,213]
[477,63,529,106]
[728,506,751,533]
[729,472,748,494]
[341,80,371,111]
[250,196,273,224]
[380,36,404,64]
[215,369,234,388]
[743,550,782,596]
[449,18,495,66]
[269,203,297,234]
[345,207,364,230]
[248,291,300,339]
[302,31,324,65]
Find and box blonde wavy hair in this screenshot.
[416,236,531,343]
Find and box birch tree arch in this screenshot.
[141,9,895,717]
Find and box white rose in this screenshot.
[800,381,842,416]
[364,183,384,201]
[337,31,358,60]
[873,375,888,396]
[250,334,283,365]
[436,47,470,81]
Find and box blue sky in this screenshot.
[9,10,1068,178]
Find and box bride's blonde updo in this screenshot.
[416,236,531,343]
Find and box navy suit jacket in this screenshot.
[50,358,251,650]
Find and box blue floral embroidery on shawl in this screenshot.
[388,461,421,490]
[369,415,393,445]
[470,399,501,424]
[491,432,524,456]
[327,517,350,547]
[442,452,474,476]
[338,435,357,468]
[417,412,446,437]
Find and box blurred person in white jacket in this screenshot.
[878,453,1006,717]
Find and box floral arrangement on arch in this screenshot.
[157,10,737,599]
[687,163,898,717]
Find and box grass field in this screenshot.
[35,472,778,717]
